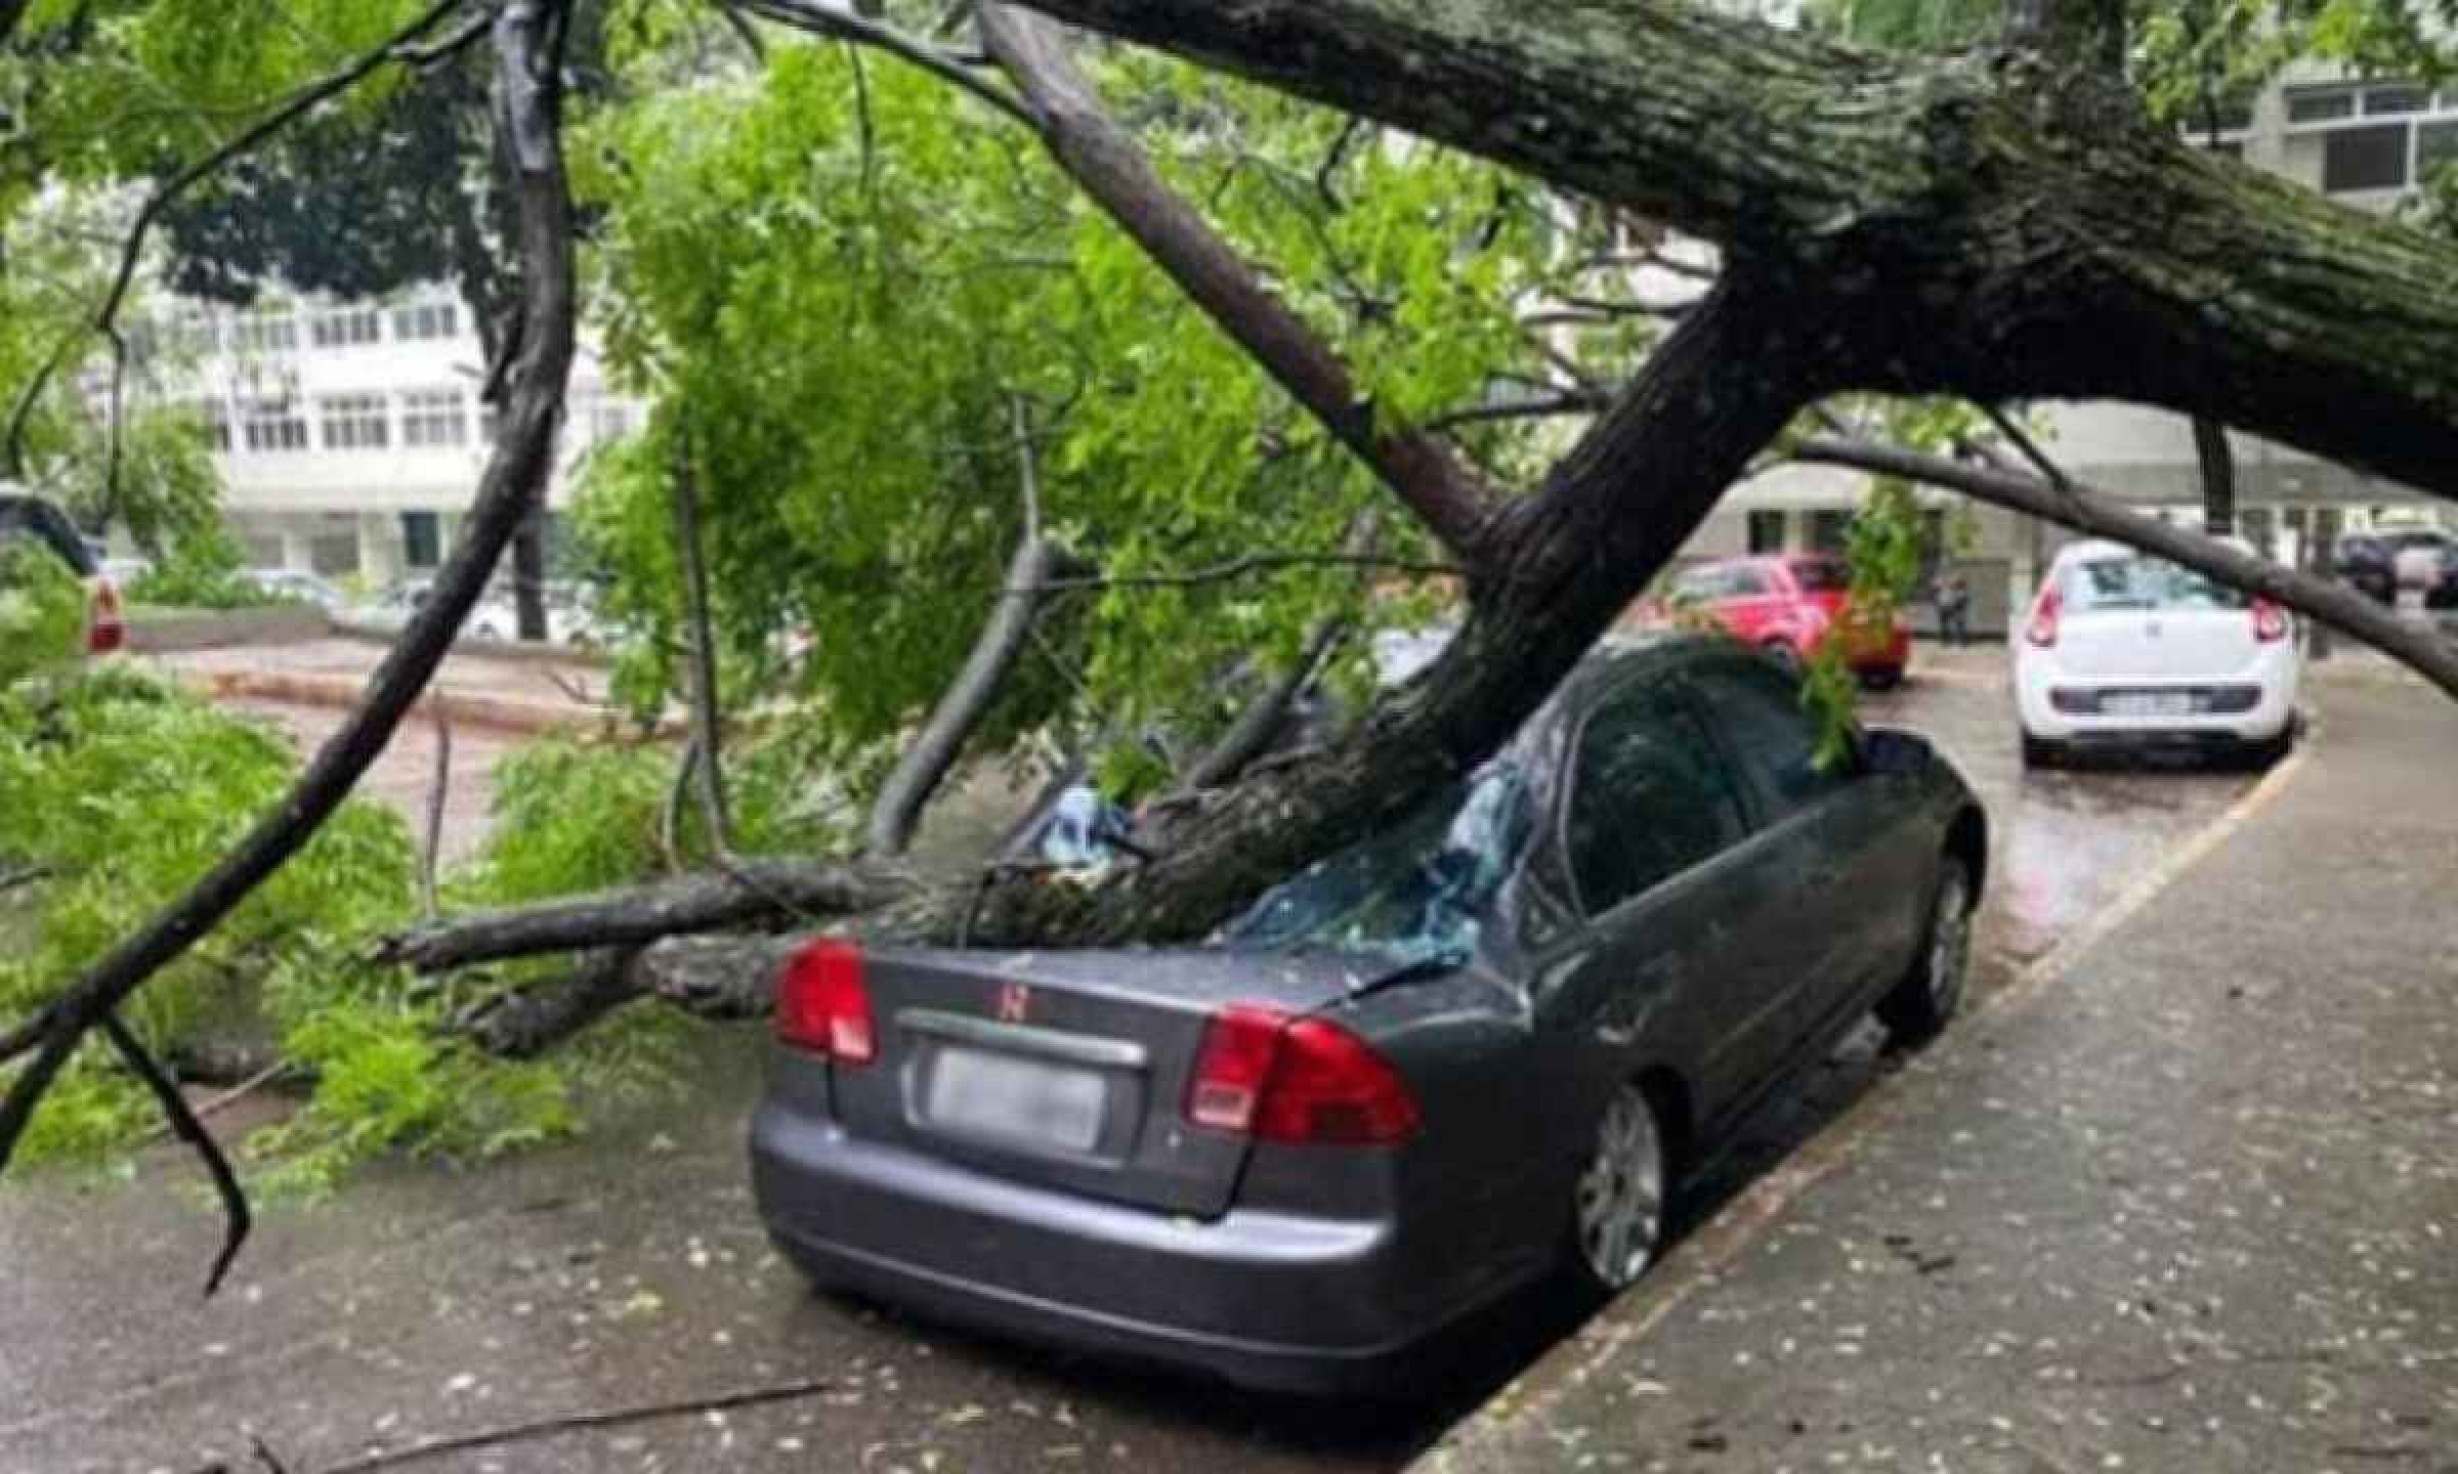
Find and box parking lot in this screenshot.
[0,643,2270,1474]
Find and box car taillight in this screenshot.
[1186,1005,1420,1146]
[2024,585,2061,648]
[2252,598,2290,643]
[775,937,874,1064]
[87,579,125,654]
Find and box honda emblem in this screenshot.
[996,982,1031,1024]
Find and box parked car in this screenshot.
[0,486,125,659]
[242,568,346,613]
[2330,534,2398,605]
[2379,526,2457,591]
[2014,538,2299,769]
[1663,555,1910,688]
[2420,546,2458,612]
[751,635,1986,1393]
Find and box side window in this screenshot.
[1687,659,1849,816]
[1725,566,1772,598]
[1563,684,1751,916]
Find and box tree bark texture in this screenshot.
[864,532,1062,857]
[1008,0,2458,510]
[978,5,1500,559]
[2193,417,2237,538]
[0,0,580,1170]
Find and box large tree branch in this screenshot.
[1792,435,2458,702]
[1006,0,2458,509]
[0,0,579,1180]
[976,5,1501,561]
[378,858,912,973]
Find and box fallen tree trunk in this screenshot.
[378,859,914,973]
[460,934,800,1056]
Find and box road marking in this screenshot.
[1422,730,2317,1468]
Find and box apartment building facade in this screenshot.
[156,288,638,586]
[1681,61,2458,634]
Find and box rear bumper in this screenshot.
[749,1103,1506,1395]
[2016,657,2297,745]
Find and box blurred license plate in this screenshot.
[925,1047,1106,1152]
[2104,691,2195,717]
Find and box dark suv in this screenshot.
[0,487,125,658]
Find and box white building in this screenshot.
[1683,64,2458,634]
[154,287,639,586]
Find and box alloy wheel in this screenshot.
[1927,866,1973,1018]
[1574,1084,1666,1291]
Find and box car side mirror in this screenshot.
[1860,727,1933,778]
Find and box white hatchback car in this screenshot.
[2015,539,2299,768]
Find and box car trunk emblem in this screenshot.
[996,982,1032,1023]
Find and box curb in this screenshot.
[183,667,658,739]
[1413,726,2318,1472]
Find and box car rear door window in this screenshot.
[1564,684,1750,916]
[1686,659,1849,817]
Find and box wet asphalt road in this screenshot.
[0,645,2261,1474]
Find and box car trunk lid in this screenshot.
[2054,605,2259,678]
[825,945,1387,1218]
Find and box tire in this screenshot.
[1878,856,1975,1046]
[2239,727,2295,771]
[1565,1081,1669,1298]
[1761,639,1804,675]
[2019,731,2061,770]
[1860,666,1905,692]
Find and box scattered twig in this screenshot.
[0,863,50,896]
[141,1059,294,1143]
[303,1375,836,1474]
[1422,389,1612,436]
[99,1012,249,1296]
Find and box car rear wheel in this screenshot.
[1860,666,1905,692]
[1760,639,1803,674]
[1569,1083,1667,1295]
[1879,858,1974,1045]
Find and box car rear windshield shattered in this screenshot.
[1220,764,1529,968]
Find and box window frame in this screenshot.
[399,387,470,449]
[239,397,309,453]
[1678,653,1860,826]
[1554,672,1757,921]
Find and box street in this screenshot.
[0,645,2276,1474]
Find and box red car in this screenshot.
[1659,554,1910,687]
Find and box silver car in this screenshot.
[751,635,1986,1393]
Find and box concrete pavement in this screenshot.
[1421,669,2458,1473]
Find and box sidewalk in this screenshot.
[1422,670,2458,1472]
[156,637,639,735]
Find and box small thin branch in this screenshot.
[730,0,1034,125]
[1980,402,2072,493]
[661,736,701,872]
[420,710,453,917]
[100,1013,249,1296]
[670,427,732,850]
[305,1375,837,1474]
[1010,393,1041,540]
[1026,549,1464,593]
[1314,116,1367,211]
[140,1059,293,1143]
[1423,389,1612,436]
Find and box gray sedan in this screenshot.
[750,634,1986,1394]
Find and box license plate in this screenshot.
[2103,691,2195,717]
[924,1046,1107,1153]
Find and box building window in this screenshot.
[310,307,381,349]
[402,511,442,569]
[197,399,232,453]
[241,398,308,453]
[401,388,469,448]
[231,313,298,355]
[175,314,220,355]
[318,393,389,450]
[392,301,460,341]
[1808,510,1853,555]
[2418,120,2458,183]
[1746,510,1786,555]
[2286,85,2357,124]
[2323,123,2411,191]
[2365,84,2430,116]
